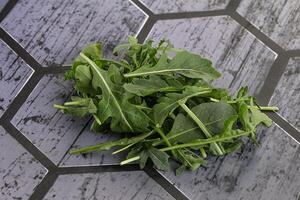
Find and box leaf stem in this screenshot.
[178,101,224,155]
[248,106,279,111]
[210,97,249,104]
[200,147,207,158]
[112,143,135,155]
[112,130,154,155]
[154,126,177,157]
[53,104,67,109]
[160,130,252,152]
[92,114,102,125]
[64,101,83,106]
[70,131,153,154]
[209,98,279,111]
[120,156,140,165]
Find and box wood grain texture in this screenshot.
[0,0,146,66]
[237,0,300,50]
[60,122,127,166]
[0,0,8,11]
[0,126,47,200]
[43,171,175,200]
[11,74,90,164]
[270,57,300,131]
[147,16,276,96]
[0,41,33,117]
[140,0,230,13]
[160,125,300,200]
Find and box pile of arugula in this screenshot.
[54,36,278,175]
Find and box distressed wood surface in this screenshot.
[0,40,33,117]
[140,0,230,13]
[0,126,47,200]
[1,0,300,199]
[60,122,127,166]
[44,171,175,200]
[0,0,146,66]
[0,0,8,11]
[11,74,90,164]
[160,125,300,200]
[237,0,300,50]
[270,57,300,131]
[147,16,276,96]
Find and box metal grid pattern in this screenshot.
[0,0,299,199]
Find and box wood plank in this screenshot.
[0,0,146,65]
[43,171,175,200]
[0,40,33,117]
[237,0,300,50]
[11,74,90,164]
[141,0,230,13]
[161,125,300,200]
[0,126,47,199]
[270,57,300,131]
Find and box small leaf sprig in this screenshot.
[54,36,278,175]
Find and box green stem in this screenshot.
[120,130,252,164]
[248,106,279,111]
[134,105,152,111]
[92,114,102,125]
[120,156,140,165]
[154,126,177,157]
[70,131,153,154]
[112,143,135,155]
[112,130,154,155]
[210,98,279,111]
[53,104,67,109]
[178,101,224,155]
[169,112,176,120]
[210,97,249,104]
[64,101,83,106]
[200,147,207,158]
[160,130,252,152]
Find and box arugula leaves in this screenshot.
[55,37,278,174]
[124,51,221,80]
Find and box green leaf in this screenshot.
[113,44,131,56]
[148,148,170,171]
[176,150,204,171]
[191,102,237,135]
[238,100,272,130]
[74,65,98,95]
[139,150,149,169]
[55,37,277,174]
[152,86,211,126]
[124,51,221,80]
[80,52,149,133]
[124,76,182,96]
[167,113,205,144]
[175,165,186,176]
[160,116,253,152]
[223,141,243,154]
[90,118,108,133]
[54,97,97,117]
[250,108,272,127]
[128,36,138,45]
[65,43,103,80]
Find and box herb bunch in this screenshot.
[55,36,278,175]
